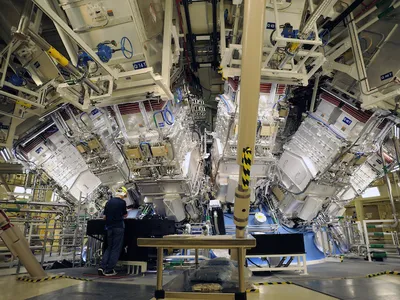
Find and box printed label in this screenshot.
[266,22,276,30]
[342,117,352,125]
[133,61,147,70]
[380,71,393,81]
[35,147,43,154]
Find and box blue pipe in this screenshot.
[153,102,175,128]
[163,108,174,125]
[219,94,231,113]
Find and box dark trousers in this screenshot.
[100,227,124,272]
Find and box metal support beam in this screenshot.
[0,39,14,88]
[212,0,218,69]
[162,0,173,88]
[219,0,226,54]
[5,104,25,148]
[0,91,45,108]
[0,110,24,120]
[2,81,39,97]
[31,0,116,78]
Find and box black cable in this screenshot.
[192,130,201,141]
[184,203,192,222]
[270,29,276,46]
[79,113,89,128]
[247,258,267,268]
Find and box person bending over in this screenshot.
[98,186,128,276]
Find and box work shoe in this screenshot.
[97,268,104,276]
[103,269,117,276]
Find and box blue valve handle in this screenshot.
[120,36,133,59]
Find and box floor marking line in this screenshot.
[16,275,92,283]
[254,281,293,286]
[246,288,260,293]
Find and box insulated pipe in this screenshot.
[28,30,102,94]
[0,210,47,278]
[234,0,266,239]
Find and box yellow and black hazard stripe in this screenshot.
[16,274,92,283]
[366,271,387,278]
[246,288,260,293]
[241,147,252,191]
[62,275,92,281]
[386,271,400,276]
[254,281,293,286]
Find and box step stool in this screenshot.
[118,261,147,275]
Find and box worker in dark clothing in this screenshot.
[98,186,128,276]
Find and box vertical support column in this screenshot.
[41,219,49,266]
[302,254,308,275]
[234,0,266,238]
[237,247,246,294]
[355,199,365,222]
[155,247,165,299]
[363,221,372,262]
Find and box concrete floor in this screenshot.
[1,260,400,300]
